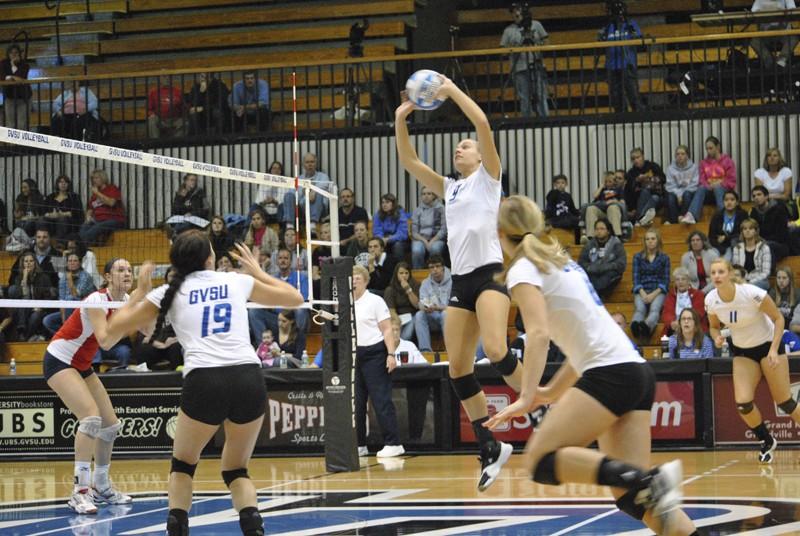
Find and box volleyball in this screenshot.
[405,69,445,110]
[166,415,178,439]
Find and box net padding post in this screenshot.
[321,256,358,472]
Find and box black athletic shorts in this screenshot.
[43,352,95,381]
[574,362,656,417]
[731,340,773,364]
[181,364,266,425]
[449,263,509,312]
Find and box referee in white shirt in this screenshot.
[352,264,405,458]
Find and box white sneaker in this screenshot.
[682,212,696,224]
[357,446,368,457]
[68,489,98,514]
[91,484,132,505]
[638,208,656,226]
[648,460,684,523]
[376,444,405,458]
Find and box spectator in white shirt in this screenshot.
[754,148,793,202]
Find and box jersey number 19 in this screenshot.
[201,303,232,337]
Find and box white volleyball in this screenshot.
[405,69,445,110]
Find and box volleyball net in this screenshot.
[0,126,341,349]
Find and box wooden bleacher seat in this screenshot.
[0,0,126,23]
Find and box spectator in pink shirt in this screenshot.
[695,136,737,211]
[147,77,185,139]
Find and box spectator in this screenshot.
[770,266,798,329]
[186,72,229,135]
[414,254,451,352]
[578,218,626,299]
[749,184,790,262]
[351,264,404,458]
[751,0,798,70]
[411,186,446,269]
[631,229,670,339]
[276,310,299,359]
[367,236,396,295]
[681,230,719,294]
[216,254,235,272]
[230,70,270,132]
[62,236,101,288]
[252,161,284,224]
[610,311,641,355]
[730,218,771,290]
[708,190,747,257]
[169,173,209,236]
[269,227,306,276]
[624,147,665,226]
[697,136,737,211]
[256,329,281,367]
[373,193,409,261]
[311,222,333,297]
[43,251,95,336]
[13,178,46,238]
[9,225,59,289]
[383,262,420,341]
[500,3,549,118]
[132,268,182,370]
[243,207,279,254]
[281,153,332,225]
[147,77,185,138]
[208,215,235,261]
[51,82,99,140]
[584,171,625,240]
[79,169,125,246]
[338,188,369,247]
[599,2,642,112]
[43,175,83,242]
[247,247,309,355]
[8,252,56,341]
[0,308,11,359]
[754,147,792,203]
[544,174,579,232]
[667,308,715,359]
[665,145,701,224]
[346,221,371,267]
[392,318,426,364]
[661,267,707,337]
[1,44,31,130]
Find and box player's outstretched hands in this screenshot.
[231,242,261,276]
[137,261,156,292]
[395,95,416,121]
[485,392,539,431]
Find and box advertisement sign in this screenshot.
[459,381,697,444]
[713,375,800,444]
[253,387,326,449]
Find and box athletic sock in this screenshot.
[752,423,771,442]
[596,457,650,491]
[93,464,110,490]
[74,461,91,492]
[238,506,264,536]
[167,508,189,536]
[471,416,495,448]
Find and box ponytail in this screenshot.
[154,271,186,338]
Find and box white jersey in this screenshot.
[146,270,259,375]
[354,291,391,347]
[444,164,503,275]
[506,257,643,374]
[705,283,774,348]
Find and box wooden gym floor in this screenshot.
[2,449,799,535]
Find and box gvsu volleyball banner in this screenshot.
[458,381,698,444]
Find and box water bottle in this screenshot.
[301,350,309,367]
[721,341,731,359]
[279,351,288,369]
[660,335,670,359]
[9,358,16,376]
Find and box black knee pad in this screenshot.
[615,488,646,520]
[737,401,755,415]
[222,467,250,487]
[166,508,189,536]
[778,397,798,415]
[239,506,264,536]
[531,451,560,485]
[491,350,519,376]
[170,457,197,478]
[450,373,482,401]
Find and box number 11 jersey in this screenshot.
[147,270,259,375]
[705,283,774,349]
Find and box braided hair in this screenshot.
[153,229,212,337]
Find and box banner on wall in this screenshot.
[458,381,697,444]
[713,375,800,444]
[251,387,326,449]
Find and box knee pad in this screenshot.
[222,467,250,487]
[238,506,264,536]
[737,401,755,415]
[97,421,121,443]
[170,457,198,478]
[450,373,482,401]
[615,488,646,520]
[491,350,519,376]
[531,451,560,485]
[77,415,102,439]
[778,397,798,415]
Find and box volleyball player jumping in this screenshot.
[106,232,303,536]
[487,196,698,536]
[706,257,799,464]
[395,75,523,491]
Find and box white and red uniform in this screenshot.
[46,289,128,371]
